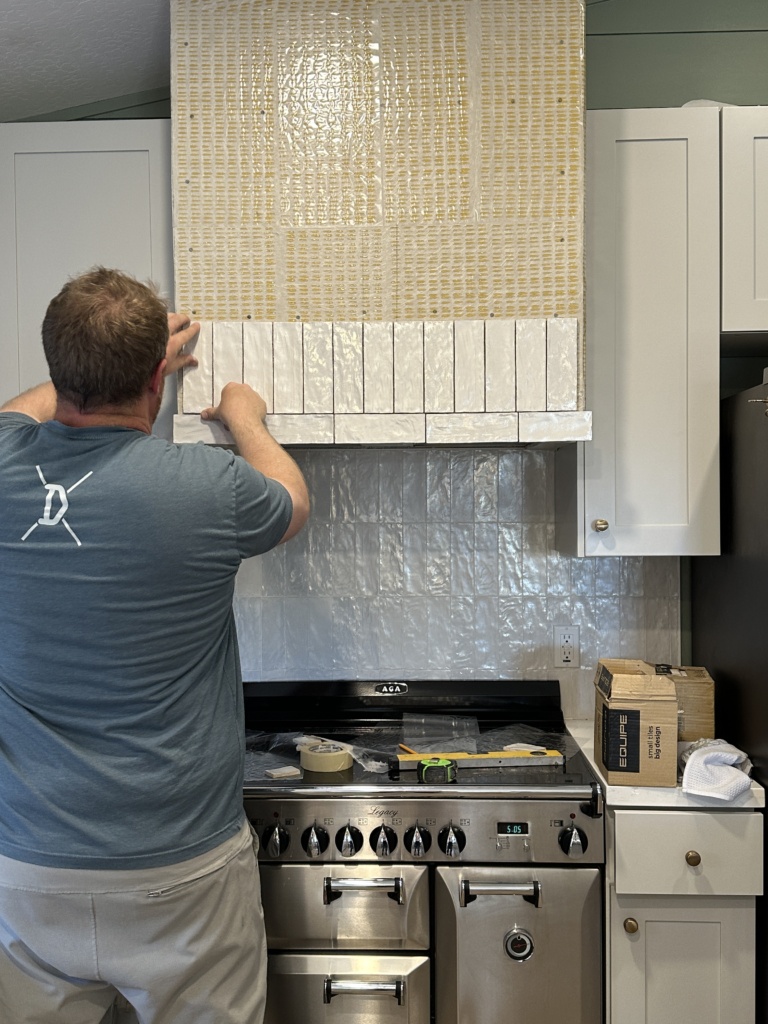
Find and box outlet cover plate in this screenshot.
[553,625,580,668]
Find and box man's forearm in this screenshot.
[0,382,57,422]
[229,417,310,543]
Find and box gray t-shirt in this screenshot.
[0,412,292,869]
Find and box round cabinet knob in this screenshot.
[262,824,290,859]
[623,918,639,934]
[592,519,610,533]
[558,825,588,858]
[300,824,330,858]
[404,824,432,858]
[437,824,466,858]
[335,825,364,858]
[685,850,702,867]
[370,825,398,857]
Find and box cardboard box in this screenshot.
[655,664,715,743]
[593,659,678,787]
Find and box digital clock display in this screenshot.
[497,822,530,836]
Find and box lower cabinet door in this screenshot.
[434,866,602,1024]
[610,890,756,1024]
[264,954,430,1024]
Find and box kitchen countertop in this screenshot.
[568,719,765,810]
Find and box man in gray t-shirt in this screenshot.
[0,267,310,1024]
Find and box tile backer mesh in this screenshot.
[172,0,584,334]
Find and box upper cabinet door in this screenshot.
[0,121,173,422]
[581,108,720,556]
[722,106,768,332]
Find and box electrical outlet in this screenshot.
[553,625,580,668]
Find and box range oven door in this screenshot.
[435,865,602,1024]
[264,954,430,1024]
[260,863,429,949]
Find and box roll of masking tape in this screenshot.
[299,742,354,772]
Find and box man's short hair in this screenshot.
[42,267,169,412]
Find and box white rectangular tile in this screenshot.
[333,322,364,413]
[181,320,213,413]
[426,413,519,444]
[393,321,424,413]
[268,414,334,445]
[516,318,547,412]
[243,321,274,413]
[424,321,454,412]
[212,321,243,405]
[174,412,335,446]
[173,412,232,445]
[454,320,485,412]
[363,321,394,413]
[546,317,578,411]
[273,322,304,413]
[518,410,592,443]
[303,321,334,414]
[485,318,516,412]
[334,414,425,445]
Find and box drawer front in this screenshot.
[260,863,429,949]
[264,954,430,1024]
[614,810,763,896]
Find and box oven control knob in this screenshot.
[262,824,290,858]
[301,825,330,858]
[335,825,364,857]
[558,825,588,858]
[437,824,466,858]
[370,825,398,857]
[404,824,432,858]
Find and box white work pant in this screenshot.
[0,820,267,1024]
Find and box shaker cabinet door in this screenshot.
[610,890,756,1024]
[722,106,768,332]
[0,121,174,432]
[557,107,720,556]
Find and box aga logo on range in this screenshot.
[375,683,409,695]
[21,464,93,547]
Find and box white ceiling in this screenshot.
[0,0,171,122]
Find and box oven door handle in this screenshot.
[324,976,405,1005]
[323,875,405,905]
[459,880,543,908]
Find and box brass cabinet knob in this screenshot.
[623,918,639,934]
[685,850,702,867]
[593,519,610,533]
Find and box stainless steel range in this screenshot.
[242,680,604,1024]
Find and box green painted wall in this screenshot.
[18,89,170,122]
[586,0,768,109]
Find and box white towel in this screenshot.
[681,740,753,801]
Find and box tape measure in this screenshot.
[417,757,457,784]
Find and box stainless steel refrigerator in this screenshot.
[691,373,768,1023]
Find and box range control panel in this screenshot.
[244,798,604,865]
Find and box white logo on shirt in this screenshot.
[21,465,93,547]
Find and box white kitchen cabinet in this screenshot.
[606,808,762,1024]
[0,120,175,436]
[556,108,721,556]
[722,105,768,332]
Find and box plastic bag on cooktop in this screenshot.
[245,729,390,774]
[401,713,480,754]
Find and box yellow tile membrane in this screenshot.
[171,1,584,359]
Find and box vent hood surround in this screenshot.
[170,0,589,447]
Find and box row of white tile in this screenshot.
[173,409,591,446]
[176,317,590,445]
